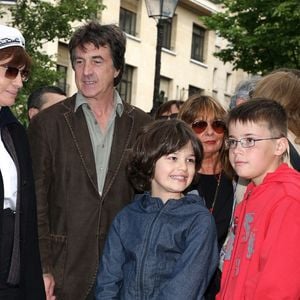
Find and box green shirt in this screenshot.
[75,90,124,195]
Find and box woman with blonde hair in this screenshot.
[178,94,235,299]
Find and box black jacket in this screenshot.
[0,107,45,299]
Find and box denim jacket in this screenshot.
[95,192,219,300]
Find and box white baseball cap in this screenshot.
[0,25,25,50]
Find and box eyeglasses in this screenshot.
[0,65,29,82]
[225,137,282,149]
[192,120,226,134]
[158,113,178,120]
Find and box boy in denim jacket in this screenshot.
[95,119,218,299]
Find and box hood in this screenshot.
[246,163,300,200]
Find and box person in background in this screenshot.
[28,21,151,300]
[0,25,45,299]
[27,86,66,120]
[178,94,235,299]
[154,99,184,120]
[252,70,300,171]
[95,119,218,299]
[218,99,300,299]
[229,77,259,109]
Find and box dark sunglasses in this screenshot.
[157,113,178,120]
[0,65,29,82]
[192,120,226,134]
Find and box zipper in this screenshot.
[137,201,170,299]
[221,189,252,299]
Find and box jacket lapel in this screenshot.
[102,106,133,199]
[63,98,99,194]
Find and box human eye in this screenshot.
[167,154,177,161]
[186,157,195,164]
[93,57,103,65]
[74,58,83,66]
[242,137,255,147]
[225,138,237,149]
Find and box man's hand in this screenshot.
[43,273,56,300]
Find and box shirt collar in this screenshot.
[74,90,124,117]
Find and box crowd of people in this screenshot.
[0,21,300,300]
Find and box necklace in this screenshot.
[209,172,222,213]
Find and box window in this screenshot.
[188,85,203,97]
[160,76,171,101]
[117,65,134,103]
[226,72,232,93]
[191,24,205,62]
[119,7,137,36]
[162,19,172,50]
[56,65,68,93]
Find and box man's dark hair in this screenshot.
[27,86,66,110]
[127,119,203,192]
[155,100,184,119]
[69,21,126,86]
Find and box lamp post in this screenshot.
[145,0,179,114]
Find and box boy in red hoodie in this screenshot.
[218,98,300,299]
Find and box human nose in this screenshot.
[204,123,215,135]
[13,73,23,88]
[178,159,188,171]
[83,61,93,76]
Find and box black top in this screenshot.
[189,171,234,251]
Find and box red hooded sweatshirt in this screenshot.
[217,164,300,300]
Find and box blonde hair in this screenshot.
[178,94,226,123]
[252,71,300,143]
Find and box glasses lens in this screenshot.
[212,120,226,134]
[5,66,19,80]
[3,66,29,82]
[169,113,178,119]
[225,139,235,149]
[192,120,208,134]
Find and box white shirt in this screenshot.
[0,129,17,211]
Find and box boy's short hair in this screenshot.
[227,98,287,138]
[127,119,203,192]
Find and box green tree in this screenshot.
[2,0,105,124]
[202,0,300,74]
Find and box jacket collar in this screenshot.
[0,107,18,128]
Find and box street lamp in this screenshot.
[145,0,179,114]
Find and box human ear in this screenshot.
[275,137,288,156]
[28,108,40,120]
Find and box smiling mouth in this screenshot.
[170,175,187,181]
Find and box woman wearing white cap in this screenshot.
[0,25,45,299]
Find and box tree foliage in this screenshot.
[202,0,300,74]
[2,0,105,124]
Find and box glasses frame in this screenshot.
[191,119,226,134]
[225,137,282,149]
[0,65,29,82]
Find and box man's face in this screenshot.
[73,43,120,101]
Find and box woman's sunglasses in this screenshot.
[157,113,178,120]
[192,120,226,134]
[0,65,29,82]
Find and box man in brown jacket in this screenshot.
[28,21,152,300]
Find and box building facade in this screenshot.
[1,0,250,112]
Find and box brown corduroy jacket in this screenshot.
[28,94,152,300]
